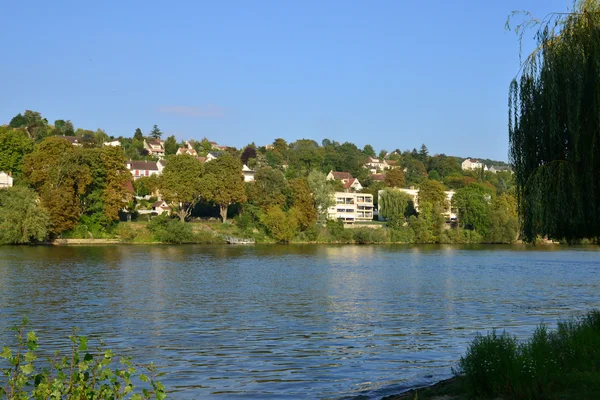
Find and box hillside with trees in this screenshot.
[0,110,517,244]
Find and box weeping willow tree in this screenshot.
[509,0,600,243]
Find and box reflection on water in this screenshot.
[0,244,599,399]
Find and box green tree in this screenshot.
[52,120,75,136]
[379,189,412,228]
[452,184,492,233]
[159,154,205,222]
[241,146,257,165]
[193,138,214,156]
[133,128,144,141]
[164,135,178,155]
[203,154,246,222]
[261,206,298,243]
[149,124,162,139]
[508,0,600,242]
[403,158,428,185]
[10,110,49,141]
[384,168,405,188]
[289,178,317,231]
[418,144,429,162]
[307,170,334,222]
[247,167,290,210]
[485,193,519,243]
[0,127,34,175]
[363,144,376,157]
[0,186,52,244]
[23,137,92,234]
[418,179,447,210]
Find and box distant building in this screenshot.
[176,147,198,156]
[242,164,255,182]
[126,160,161,180]
[103,139,121,147]
[462,158,488,171]
[0,171,13,188]
[326,170,363,192]
[378,187,456,220]
[62,135,83,147]
[489,165,513,174]
[327,192,374,223]
[143,139,165,158]
[369,173,386,183]
[152,200,171,215]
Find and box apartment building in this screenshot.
[327,192,374,223]
[378,187,457,220]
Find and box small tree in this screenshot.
[164,135,178,155]
[307,170,334,222]
[0,186,52,244]
[133,128,144,141]
[149,124,162,139]
[203,154,246,223]
[384,168,405,188]
[379,189,412,228]
[160,155,205,222]
[418,179,447,210]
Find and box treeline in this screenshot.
[0,110,518,245]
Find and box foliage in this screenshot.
[147,214,197,243]
[378,189,413,228]
[241,146,257,165]
[0,186,52,244]
[0,127,34,176]
[260,206,298,243]
[352,227,387,244]
[384,168,405,188]
[203,154,246,222]
[288,178,317,231]
[149,124,162,139]
[457,310,600,400]
[159,155,205,222]
[485,193,518,243]
[325,219,353,243]
[163,135,178,155]
[134,128,144,141]
[23,137,92,234]
[307,170,334,222]
[0,318,166,399]
[508,0,600,242]
[9,110,49,141]
[247,167,290,210]
[417,179,447,210]
[409,202,445,243]
[452,184,492,233]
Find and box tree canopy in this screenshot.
[509,0,600,242]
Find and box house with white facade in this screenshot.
[103,139,121,147]
[363,157,390,174]
[242,164,255,182]
[126,160,161,180]
[462,158,488,171]
[327,192,374,223]
[326,170,363,192]
[378,187,457,220]
[176,147,198,156]
[143,139,165,158]
[0,171,13,189]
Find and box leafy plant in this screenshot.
[0,317,166,399]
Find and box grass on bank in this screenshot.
[389,310,600,400]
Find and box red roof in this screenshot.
[344,178,359,189]
[128,161,159,171]
[330,171,353,180]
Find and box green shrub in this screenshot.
[389,226,415,243]
[457,310,600,399]
[117,223,138,242]
[0,318,166,399]
[352,227,388,244]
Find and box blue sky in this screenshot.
[0,0,570,161]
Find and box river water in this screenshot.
[0,245,598,399]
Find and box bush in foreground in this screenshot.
[1,318,166,399]
[456,310,600,399]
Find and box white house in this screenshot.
[363,157,389,174]
[126,160,161,180]
[489,165,513,174]
[103,140,121,147]
[176,147,198,156]
[326,170,363,192]
[327,192,374,223]
[152,200,171,215]
[143,139,165,158]
[242,164,255,182]
[462,158,488,171]
[0,171,13,188]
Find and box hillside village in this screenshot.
[0,110,517,244]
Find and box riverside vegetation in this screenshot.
[0,318,166,399]
[0,111,519,246]
[389,310,600,400]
